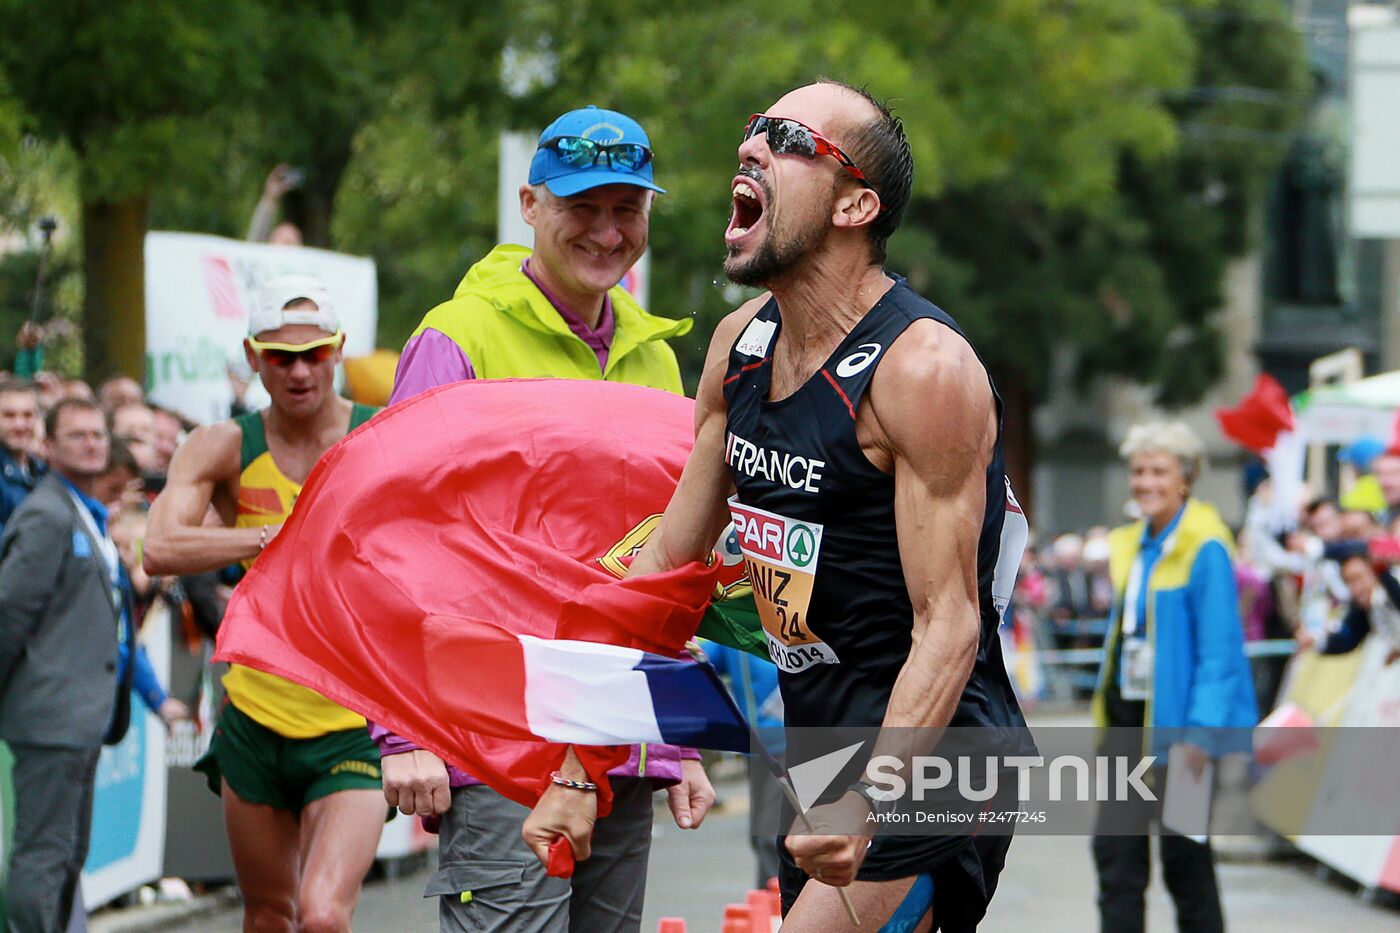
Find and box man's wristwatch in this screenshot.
[849,778,898,820]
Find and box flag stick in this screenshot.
[771,768,863,928]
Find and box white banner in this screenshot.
[144,233,378,425]
[1350,16,1400,238]
[1280,638,1400,893]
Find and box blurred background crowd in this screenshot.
[1008,436,1400,712]
[0,363,226,726]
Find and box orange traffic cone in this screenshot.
[656,919,686,933]
[764,887,782,921]
[746,891,771,933]
[721,904,751,933]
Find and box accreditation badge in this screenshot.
[728,497,839,673]
[1119,636,1154,701]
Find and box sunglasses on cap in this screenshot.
[539,135,654,172]
[246,332,344,367]
[742,114,877,190]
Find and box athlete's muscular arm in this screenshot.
[786,321,994,888]
[144,422,268,575]
[877,323,992,735]
[629,299,763,576]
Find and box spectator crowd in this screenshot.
[1008,438,1400,714]
[1,363,225,669]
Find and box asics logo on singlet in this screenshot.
[726,431,825,493]
[835,343,882,377]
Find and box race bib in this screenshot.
[728,497,839,673]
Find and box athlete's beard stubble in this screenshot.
[724,224,817,288]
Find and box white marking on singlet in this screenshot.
[735,318,777,358]
[835,343,882,377]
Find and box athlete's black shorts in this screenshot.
[777,833,1013,932]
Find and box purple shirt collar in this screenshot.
[521,259,615,373]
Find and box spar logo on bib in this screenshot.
[787,524,816,568]
[734,508,784,562]
[729,497,840,672]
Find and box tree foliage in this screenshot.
[0,0,1306,416]
[546,0,1304,406]
[150,1,511,336]
[0,0,267,199]
[0,0,272,377]
[0,89,82,374]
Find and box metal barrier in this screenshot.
[1015,613,1297,699]
[1026,639,1299,668]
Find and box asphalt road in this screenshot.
[124,776,1399,932]
[93,707,1400,932]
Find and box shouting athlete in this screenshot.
[584,81,1030,931]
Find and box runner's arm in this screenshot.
[629,300,762,575]
[144,423,261,575]
[875,323,995,740]
[786,325,996,887]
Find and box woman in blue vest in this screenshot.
[1092,420,1257,933]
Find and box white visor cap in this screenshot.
[249,274,340,337]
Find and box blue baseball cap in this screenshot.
[1338,436,1386,471]
[529,105,665,197]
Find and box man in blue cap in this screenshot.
[375,106,714,932]
[383,105,683,399]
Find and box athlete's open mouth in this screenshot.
[727,176,765,242]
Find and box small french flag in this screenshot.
[421,615,752,753]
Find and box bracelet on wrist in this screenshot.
[549,770,598,792]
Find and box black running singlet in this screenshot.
[722,277,1028,734]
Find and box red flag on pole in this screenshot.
[214,379,721,813]
[1215,373,1295,454]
